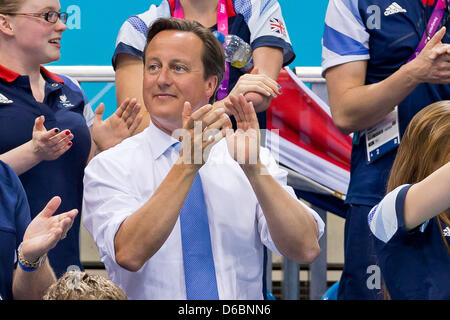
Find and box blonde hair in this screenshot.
[43,271,127,300]
[381,101,450,300]
[387,100,450,251]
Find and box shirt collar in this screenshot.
[0,64,20,82]
[147,122,181,160]
[0,64,64,84]
[40,66,65,84]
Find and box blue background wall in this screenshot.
[52,0,329,116]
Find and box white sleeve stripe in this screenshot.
[324,0,369,48]
[260,0,278,15]
[114,3,171,53]
[116,23,147,53]
[341,0,365,26]
[368,185,410,243]
[321,54,370,75]
[322,45,369,61]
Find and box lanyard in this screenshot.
[174,0,230,100]
[408,0,448,62]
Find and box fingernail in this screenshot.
[54,128,60,133]
[277,84,281,88]
[65,130,70,135]
[67,141,72,146]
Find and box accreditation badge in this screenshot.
[365,107,400,163]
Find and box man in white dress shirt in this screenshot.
[82,18,324,300]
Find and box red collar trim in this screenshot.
[168,0,237,18]
[40,66,64,84]
[0,64,64,83]
[421,0,436,5]
[0,64,21,82]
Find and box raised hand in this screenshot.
[176,101,231,169]
[410,27,450,84]
[224,94,260,166]
[21,196,78,262]
[90,98,143,152]
[32,115,74,161]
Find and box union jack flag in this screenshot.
[269,17,285,35]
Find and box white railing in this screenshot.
[294,66,325,83]
[47,65,326,83]
[47,65,115,82]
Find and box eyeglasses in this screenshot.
[3,11,68,24]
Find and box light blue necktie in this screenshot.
[179,173,219,300]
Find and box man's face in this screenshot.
[143,30,217,134]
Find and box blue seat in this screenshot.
[321,281,339,300]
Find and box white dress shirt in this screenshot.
[82,123,325,300]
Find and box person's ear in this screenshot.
[205,75,218,101]
[0,14,14,36]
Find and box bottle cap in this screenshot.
[213,30,225,44]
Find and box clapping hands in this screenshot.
[91,98,143,152]
[20,196,78,263]
[31,115,74,161]
[224,94,261,166]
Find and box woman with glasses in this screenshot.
[0,0,142,278]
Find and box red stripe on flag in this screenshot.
[267,70,352,171]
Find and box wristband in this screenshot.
[17,242,47,272]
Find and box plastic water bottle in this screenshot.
[213,31,253,71]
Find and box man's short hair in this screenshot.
[143,18,225,103]
[43,271,127,300]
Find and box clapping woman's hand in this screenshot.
[90,98,143,152]
[31,116,74,161]
[20,196,78,262]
